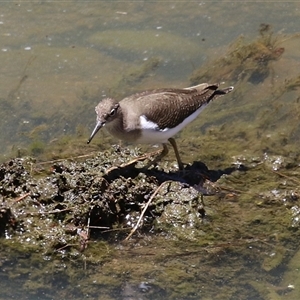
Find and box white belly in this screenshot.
[136,104,207,144]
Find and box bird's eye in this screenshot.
[109,108,116,116]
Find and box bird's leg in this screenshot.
[155,143,169,162]
[143,140,184,170]
[168,137,184,170]
[143,143,169,169]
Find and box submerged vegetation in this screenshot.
[1,21,300,299]
[190,24,285,85]
[1,145,300,299]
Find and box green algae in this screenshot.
[280,247,300,300]
[250,281,283,300]
[2,35,300,299]
[0,5,300,299]
[2,144,300,299]
[262,245,286,272]
[190,24,285,85]
[28,140,46,156]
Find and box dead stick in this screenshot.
[88,225,110,229]
[56,244,77,252]
[124,181,172,241]
[105,148,164,174]
[36,153,96,165]
[14,193,30,203]
[105,153,149,174]
[27,208,72,215]
[272,169,300,185]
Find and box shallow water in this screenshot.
[1,1,300,300]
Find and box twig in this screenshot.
[56,244,77,252]
[37,153,96,165]
[105,153,150,174]
[101,227,131,233]
[87,225,110,229]
[26,208,72,215]
[272,169,300,185]
[124,181,172,241]
[105,148,164,174]
[14,193,30,203]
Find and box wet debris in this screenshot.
[0,148,238,255]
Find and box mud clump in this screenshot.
[0,147,235,255]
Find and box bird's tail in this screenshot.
[218,85,234,94]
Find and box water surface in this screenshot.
[1,1,300,300]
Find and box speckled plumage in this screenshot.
[87,83,234,169]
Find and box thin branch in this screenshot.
[104,153,150,174]
[36,153,96,165]
[26,208,72,216]
[14,192,31,203]
[124,181,172,241]
[272,169,300,185]
[87,225,110,229]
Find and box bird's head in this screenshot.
[87,98,120,144]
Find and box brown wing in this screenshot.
[122,84,213,103]
[136,84,231,129]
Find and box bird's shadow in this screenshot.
[103,160,246,195]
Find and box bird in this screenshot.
[87,83,234,169]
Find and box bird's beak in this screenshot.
[87,121,104,144]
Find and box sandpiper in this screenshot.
[87,83,234,169]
